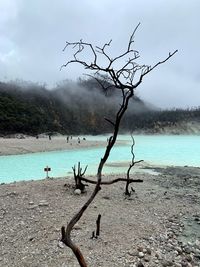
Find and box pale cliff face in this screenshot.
[133,121,200,135]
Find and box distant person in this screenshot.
[78,137,80,144]
[66,136,69,143]
[48,134,51,140]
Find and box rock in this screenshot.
[27,205,38,210]
[181,261,188,267]
[146,247,151,255]
[138,251,144,258]
[137,246,144,252]
[185,254,193,262]
[183,246,191,254]
[144,255,150,262]
[74,189,81,195]
[195,239,200,248]
[58,241,65,249]
[128,249,137,256]
[137,262,144,267]
[148,237,154,243]
[194,251,200,259]
[28,236,35,241]
[73,223,82,230]
[175,246,182,254]
[38,200,49,206]
[161,259,173,266]
[187,241,193,247]
[155,251,162,260]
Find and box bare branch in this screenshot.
[84,74,115,92]
[128,22,141,51]
[141,50,178,78]
[104,117,115,126]
[125,135,143,196]
[79,176,143,185]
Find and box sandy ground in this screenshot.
[0,166,200,267]
[0,136,109,156]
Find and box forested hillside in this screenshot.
[0,79,199,135]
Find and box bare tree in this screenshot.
[60,24,177,266]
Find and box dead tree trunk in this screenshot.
[60,24,177,266]
[72,162,88,192]
[91,214,101,239]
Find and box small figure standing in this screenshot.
[78,137,80,144]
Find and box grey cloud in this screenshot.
[0,0,200,108]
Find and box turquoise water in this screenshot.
[0,135,200,183]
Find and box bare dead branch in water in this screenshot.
[61,24,177,266]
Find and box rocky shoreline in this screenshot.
[0,165,200,266]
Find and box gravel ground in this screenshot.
[0,166,200,267]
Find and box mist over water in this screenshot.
[0,134,200,184]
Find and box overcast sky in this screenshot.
[0,0,199,108]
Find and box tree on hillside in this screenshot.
[60,24,177,266]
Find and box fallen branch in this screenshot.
[79,177,143,185]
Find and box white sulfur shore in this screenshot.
[0,136,109,156]
[0,165,200,266]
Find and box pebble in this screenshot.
[38,200,49,207]
[73,223,82,230]
[161,259,173,266]
[144,255,150,262]
[138,251,144,258]
[27,205,38,209]
[137,262,144,267]
[74,189,81,195]
[175,246,182,254]
[146,247,151,255]
[58,241,65,249]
